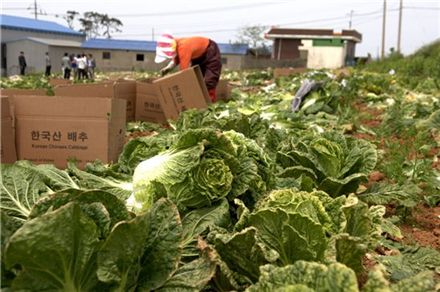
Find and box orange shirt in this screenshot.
[175,37,210,70]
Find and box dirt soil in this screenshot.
[399,204,440,251]
[353,102,383,128]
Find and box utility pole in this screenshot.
[397,0,403,53]
[381,0,387,59]
[33,0,37,19]
[349,10,354,29]
[29,0,45,19]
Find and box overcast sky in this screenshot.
[2,0,439,57]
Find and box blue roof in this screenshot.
[0,14,83,36]
[218,43,248,55]
[81,38,156,52]
[82,38,248,55]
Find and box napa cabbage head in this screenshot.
[129,129,237,213]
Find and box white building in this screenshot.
[265,28,362,69]
[0,14,85,76]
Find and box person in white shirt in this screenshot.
[77,53,88,80]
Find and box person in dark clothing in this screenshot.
[70,54,78,79]
[45,52,51,76]
[18,51,27,75]
[155,34,222,102]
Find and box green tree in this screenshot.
[63,10,79,29]
[236,25,270,58]
[100,14,123,39]
[61,11,123,39]
[79,12,102,39]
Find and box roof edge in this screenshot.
[1,25,85,36]
[266,34,361,43]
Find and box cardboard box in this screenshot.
[136,80,167,124]
[1,88,47,97]
[114,81,136,122]
[216,80,231,101]
[1,96,17,163]
[273,67,307,78]
[49,78,72,87]
[153,66,210,121]
[54,81,136,121]
[12,95,126,169]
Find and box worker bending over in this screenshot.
[155,34,222,102]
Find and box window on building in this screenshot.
[221,57,228,65]
[102,52,111,59]
[312,39,343,47]
[136,54,145,61]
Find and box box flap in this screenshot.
[153,66,209,121]
[12,95,126,119]
[1,88,47,97]
[114,81,136,96]
[1,117,17,163]
[216,80,231,101]
[54,82,114,97]
[49,79,72,87]
[1,96,12,119]
[135,81,167,123]
[193,65,211,104]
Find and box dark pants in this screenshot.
[191,40,222,90]
[64,68,71,79]
[77,68,88,80]
[20,66,26,75]
[45,66,51,76]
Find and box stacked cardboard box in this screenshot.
[12,95,126,169]
[1,96,17,163]
[1,88,47,97]
[153,66,211,121]
[135,66,214,123]
[216,80,231,101]
[135,79,167,124]
[49,78,72,87]
[54,81,136,121]
[1,66,230,168]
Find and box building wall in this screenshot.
[273,39,302,60]
[6,40,48,75]
[85,50,245,72]
[4,41,248,75]
[60,49,246,72]
[48,47,83,74]
[300,40,346,69]
[345,41,356,65]
[1,28,84,43]
[222,55,243,70]
[77,49,162,72]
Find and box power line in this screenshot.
[2,7,28,10]
[404,6,440,10]
[107,2,285,18]
[116,8,399,38]
[353,15,382,26]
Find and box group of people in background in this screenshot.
[61,53,96,80]
[17,51,95,80]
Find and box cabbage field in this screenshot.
[1,45,440,291]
